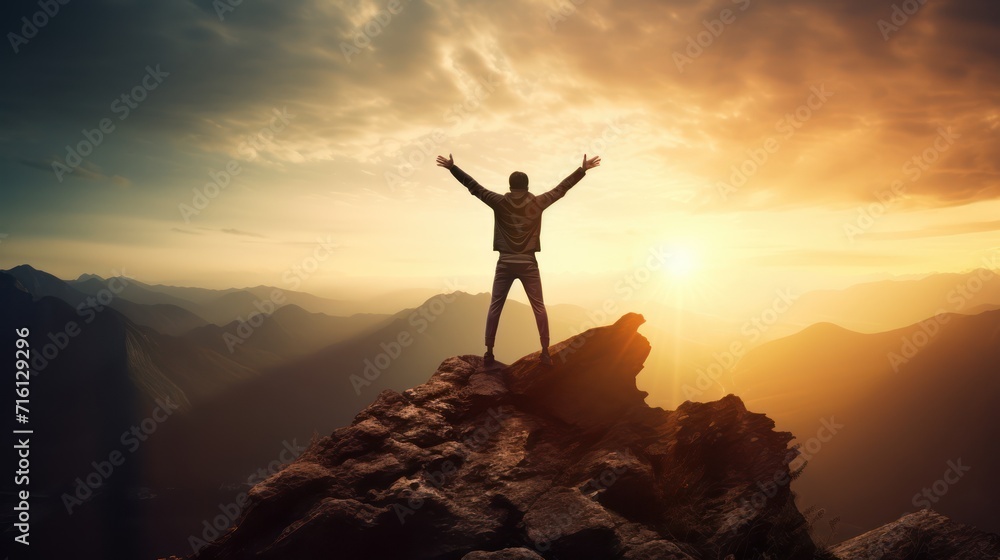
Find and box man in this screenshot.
[436,152,601,366]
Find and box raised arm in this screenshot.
[436,153,504,208]
[535,154,601,210]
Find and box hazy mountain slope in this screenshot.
[778,269,1000,333]
[69,273,204,311]
[959,302,1000,315]
[731,309,1000,541]
[132,280,359,318]
[73,277,210,335]
[0,272,279,559]
[1,271,171,559]
[242,284,358,317]
[181,304,392,369]
[4,265,209,336]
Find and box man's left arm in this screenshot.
[536,154,601,210]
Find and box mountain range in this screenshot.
[2,263,999,559]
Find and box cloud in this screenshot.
[4,0,997,209]
[864,219,1000,241]
[220,228,266,238]
[748,249,915,268]
[17,158,132,187]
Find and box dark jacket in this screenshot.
[450,165,586,253]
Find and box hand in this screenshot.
[436,153,454,169]
[583,154,601,171]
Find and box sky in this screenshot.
[1,0,998,314]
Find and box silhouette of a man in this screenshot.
[436,153,601,366]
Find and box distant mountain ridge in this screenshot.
[732,309,1000,541]
[777,268,1000,334]
[5,264,209,336]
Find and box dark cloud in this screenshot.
[17,157,130,186]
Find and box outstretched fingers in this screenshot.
[436,153,454,168]
[583,154,601,170]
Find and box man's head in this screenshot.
[509,171,528,191]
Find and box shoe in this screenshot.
[484,350,495,366]
[540,351,552,366]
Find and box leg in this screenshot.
[485,259,516,351]
[519,260,550,360]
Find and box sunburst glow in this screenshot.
[664,247,699,278]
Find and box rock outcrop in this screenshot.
[831,509,1000,559]
[182,313,817,559]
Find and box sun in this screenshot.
[640,241,719,311]
[655,245,705,302]
[664,246,699,278]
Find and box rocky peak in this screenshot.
[181,312,822,559]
